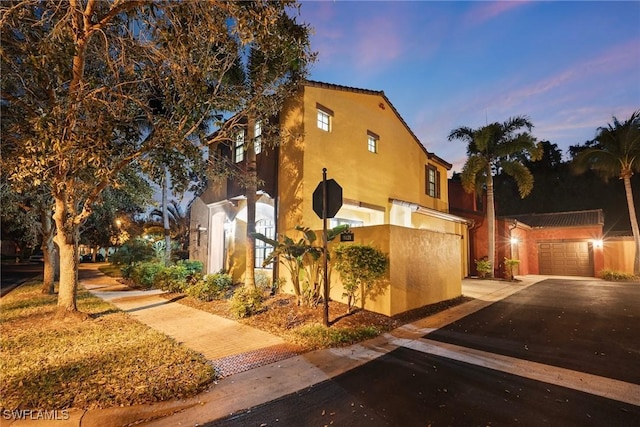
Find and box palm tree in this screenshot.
[448,116,541,278]
[149,201,189,254]
[572,110,640,275]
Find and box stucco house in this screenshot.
[189,81,471,316]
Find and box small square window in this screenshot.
[234,130,245,163]
[367,131,378,153]
[317,109,330,131]
[316,103,333,132]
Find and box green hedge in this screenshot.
[186,273,233,301]
[129,262,164,289]
[124,260,204,291]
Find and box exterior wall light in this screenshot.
[510,237,519,244]
[592,239,603,249]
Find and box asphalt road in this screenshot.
[207,279,640,426]
[0,262,42,297]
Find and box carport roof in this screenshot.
[506,209,604,228]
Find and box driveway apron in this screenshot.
[425,278,640,384]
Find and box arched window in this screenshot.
[255,219,275,269]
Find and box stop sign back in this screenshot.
[313,179,342,219]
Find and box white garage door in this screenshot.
[538,241,593,276]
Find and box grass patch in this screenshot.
[98,264,123,278]
[293,324,381,350]
[0,281,215,410]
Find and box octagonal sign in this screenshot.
[313,179,342,219]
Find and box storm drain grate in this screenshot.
[212,343,303,378]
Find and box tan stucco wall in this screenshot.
[603,237,636,274]
[278,85,450,236]
[277,224,462,317]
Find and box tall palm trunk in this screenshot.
[245,117,257,288]
[486,165,496,278]
[623,175,640,275]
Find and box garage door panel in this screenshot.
[538,241,593,276]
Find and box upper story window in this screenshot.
[426,164,441,199]
[367,131,379,153]
[234,130,245,163]
[254,121,262,155]
[317,103,333,132]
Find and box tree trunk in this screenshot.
[245,117,257,288]
[162,167,171,266]
[52,197,81,315]
[56,237,79,314]
[486,166,496,278]
[41,208,56,294]
[623,176,640,275]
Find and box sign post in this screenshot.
[322,169,329,326]
[313,169,342,327]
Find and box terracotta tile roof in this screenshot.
[506,209,604,228]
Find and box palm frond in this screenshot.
[501,160,535,198]
[461,155,488,194]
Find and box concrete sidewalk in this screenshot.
[78,265,299,378]
[4,266,547,427]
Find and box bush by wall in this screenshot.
[600,269,639,282]
[129,262,165,289]
[229,286,265,318]
[177,260,204,275]
[333,244,389,312]
[187,273,233,301]
[475,258,492,279]
[154,264,191,293]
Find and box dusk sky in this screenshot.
[296,1,640,174]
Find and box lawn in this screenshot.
[0,280,215,411]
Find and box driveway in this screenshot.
[206,278,640,426]
[426,278,639,383]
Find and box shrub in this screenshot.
[110,238,155,265]
[177,260,204,275]
[154,264,190,293]
[121,264,134,279]
[475,258,492,278]
[333,244,389,312]
[129,262,164,289]
[229,286,265,318]
[504,258,520,281]
[600,269,639,282]
[187,273,233,301]
[255,271,285,295]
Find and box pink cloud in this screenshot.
[499,37,639,109]
[464,1,531,27]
